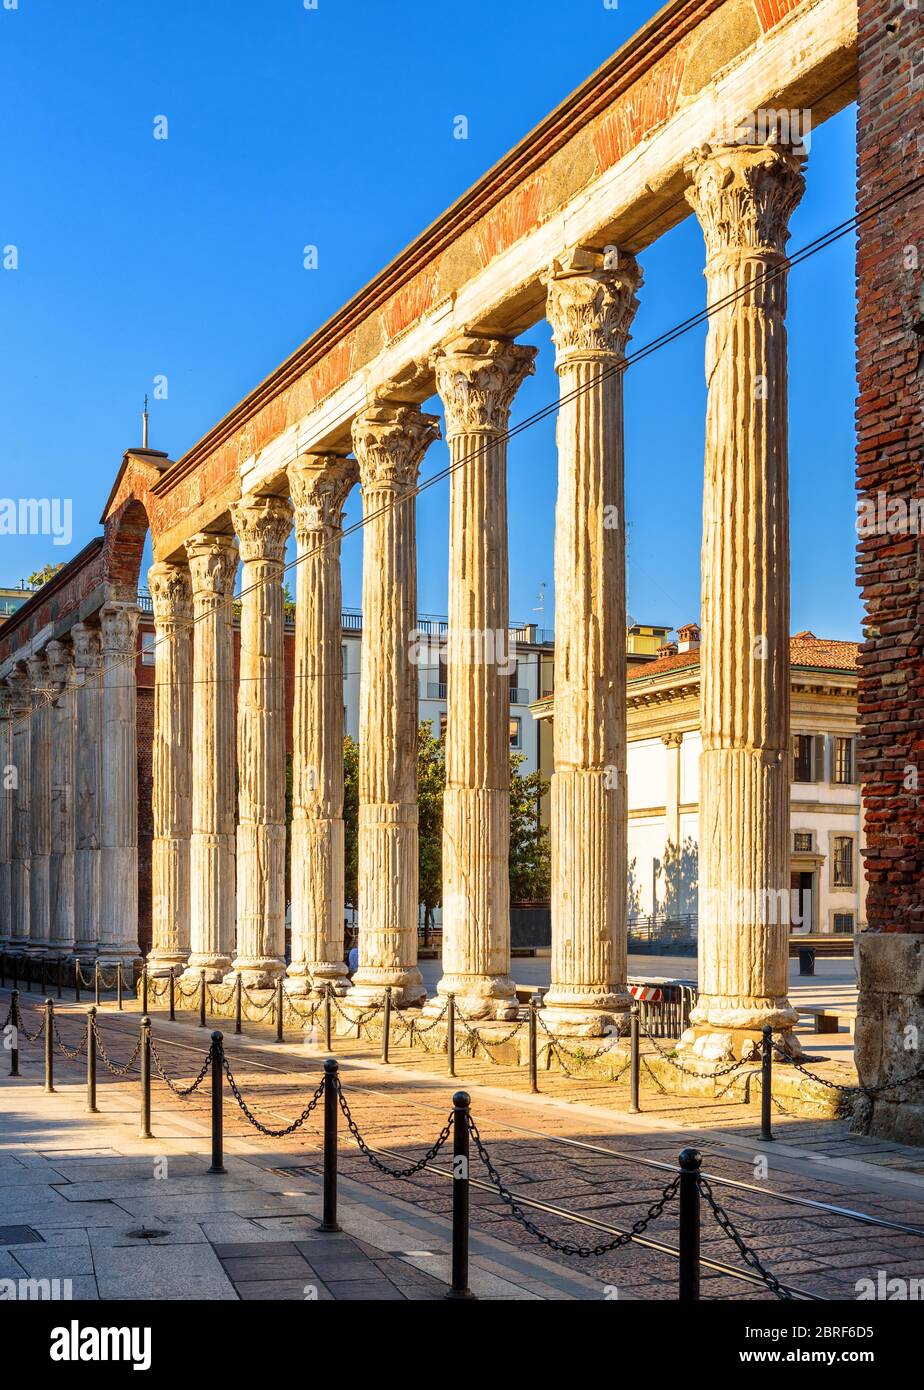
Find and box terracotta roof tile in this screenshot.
[628,635,858,682]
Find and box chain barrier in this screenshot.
[92,1021,141,1076]
[17,1010,46,1043]
[535,1012,628,1079]
[453,1007,525,1064]
[772,1039,924,1102]
[283,995,322,1026]
[642,1022,750,1079]
[173,978,204,1003]
[207,985,236,1009]
[328,991,381,1037]
[336,1080,454,1177]
[149,1037,213,1097]
[468,1112,679,1257]
[53,1018,89,1060]
[238,985,277,1022]
[697,1173,794,1300]
[221,1057,325,1136]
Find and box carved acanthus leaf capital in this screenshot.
[71,623,102,673]
[432,335,536,437]
[6,667,31,715]
[352,404,440,491]
[148,561,193,624]
[26,652,51,706]
[45,638,75,690]
[184,532,239,600]
[99,602,140,656]
[685,142,806,263]
[545,250,642,364]
[230,495,293,565]
[288,455,358,540]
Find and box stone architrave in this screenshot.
[431,335,535,1020]
[348,402,440,1008]
[148,561,194,975]
[286,455,357,997]
[26,652,52,952]
[184,533,239,982]
[680,140,806,1060]
[97,602,141,965]
[229,497,292,987]
[540,251,640,1036]
[72,624,102,957]
[46,639,77,956]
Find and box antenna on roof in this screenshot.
[142,394,149,449]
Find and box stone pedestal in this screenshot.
[8,668,31,949]
[97,602,141,965]
[27,653,51,952]
[72,624,102,960]
[148,562,193,975]
[184,534,238,982]
[46,640,77,956]
[855,932,924,1145]
[230,498,292,988]
[540,251,639,1036]
[287,456,357,997]
[431,335,535,1020]
[349,403,440,1008]
[680,141,806,1060]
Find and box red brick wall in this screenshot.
[856,2,924,933]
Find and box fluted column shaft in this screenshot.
[98,602,141,963]
[0,689,12,943]
[287,456,357,996]
[8,669,31,948]
[230,497,292,987]
[184,534,238,981]
[432,335,535,1019]
[542,251,640,1035]
[148,562,193,973]
[72,624,102,956]
[27,653,52,950]
[349,403,440,1007]
[684,142,805,1059]
[46,640,77,954]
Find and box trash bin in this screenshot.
[798,947,816,977]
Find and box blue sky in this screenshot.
[0,0,859,639]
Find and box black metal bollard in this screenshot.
[760,1026,774,1142]
[139,1017,152,1139]
[44,998,55,1093]
[117,963,123,1011]
[678,1148,702,1302]
[168,968,176,1022]
[234,974,242,1035]
[11,954,17,993]
[381,987,392,1064]
[324,983,333,1053]
[208,1031,226,1174]
[447,993,456,1078]
[86,1007,98,1113]
[56,957,63,1001]
[8,990,20,1077]
[629,1003,640,1115]
[446,1091,475,1300]
[199,969,207,1028]
[141,964,148,1016]
[74,958,80,1004]
[319,1057,341,1232]
[276,978,284,1043]
[94,962,100,1008]
[528,994,540,1094]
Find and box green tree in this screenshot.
[417,721,445,940]
[27,562,65,589]
[343,734,360,910]
[508,752,551,902]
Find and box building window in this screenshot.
[793,734,813,782]
[834,736,854,784]
[832,912,855,935]
[141,633,156,667]
[793,831,813,853]
[509,717,522,750]
[832,836,854,888]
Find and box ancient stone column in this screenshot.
[286,455,357,997]
[7,668,31,949]
[184,534,238,982]
[348,402,440,1008]
[431,335,535,1019]
[0,687,11,943]
[540,251,640,1035]
[148,561,193,975]
[46,639,77,956]
[229,496,292,987]
[681,141,806,1060]
[26,652,52,952]
[72,624,102,957]
[97,602,141,965]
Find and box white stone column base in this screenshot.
[348,965,425,1009]
[427,974,519,1021]
[227,957,286,989]
[147,948,190,976]
[539,987,629,1038]
[678,1021,801,1062]
[182,954,231,983]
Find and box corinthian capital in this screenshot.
[148,561,193,624]
[6,667,30,715]
[99,602,140,656]
[685,142,806,263]
[26,652,50,705]
[352,403,440,491]
[288,454,358,540]
[45,638,75,690]
[433,334,536,438]
[230,495,293,565]
[184,532,239,600]
[71,623,102,674]
[545,249,642,365]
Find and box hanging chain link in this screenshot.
[453,1008,524,1063]
[642,1022,750,1078]
[92,1021,141,1075]
[221,1057,325,1136]
[697,1174,794,1300]
[336,1080,453,1177]
[53,1017,89,1059]
[149,1037,212,1096]
[17,1009,46,1043]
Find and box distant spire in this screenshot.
[142,394,149,449]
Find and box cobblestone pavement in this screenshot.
[3,985,923,1303]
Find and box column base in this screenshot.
[348,965,426,1009]
[285,963,349,998]
[96,948,141,968]
[228,957,286,989]
[676,1025,802,1063]
[146,949,190,977]
[539,986,629,1038]
[183,954,231,984]
[427,974,519,1021]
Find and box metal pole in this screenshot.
[381,987,392,1064]
[73,958,80,1004]
[168,968,175,1022]
[12,953,18,993]
[629,1002,640,1114]
[94,961,100,1007]
[117,963,123,1011]
[447,993,456,1078]
[56,957,63,1001]
[324,982,332,1053]
[40,955,46,998]
[761,1025,774,1142]
[446,1090,475,1299]
[199,969,207,1028]
[234,974,242,1035]
[9,990,19,1076]
[44,998,55,1093]
[208,1031,226,1174]
[86,1006,98,1112]
[678,1148,702,1303]
[319,1057,340,1232]
[141,964,148,1016]
[276,978,284,1042]
[528,994,539,1094]
[139,1017,152,1139]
